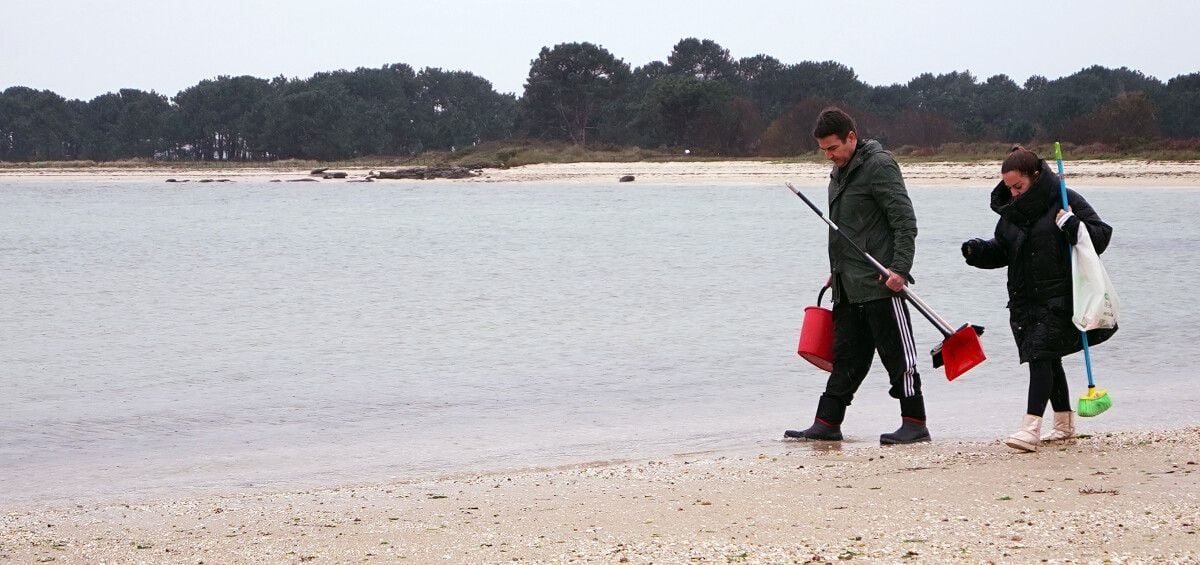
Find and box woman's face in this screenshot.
[1002,170,1034,198]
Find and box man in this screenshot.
[785,107,930,444]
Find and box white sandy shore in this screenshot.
[3,159,1200,186]
[2,428,1198,563]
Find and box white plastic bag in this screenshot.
[1071,227,1120,331]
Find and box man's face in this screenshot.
[817,131,857,168]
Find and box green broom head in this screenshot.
[1077,386,1112,417]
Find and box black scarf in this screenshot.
[989,160,1059,227]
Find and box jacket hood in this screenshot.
[850,138,885,167]
[990,160,1060,227]
[857,138,884,157]
[833,138,884,180]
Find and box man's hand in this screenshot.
[881,269,906,292]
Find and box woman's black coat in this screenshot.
[963,160,1116,363]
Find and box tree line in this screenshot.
[2,38,1198,162]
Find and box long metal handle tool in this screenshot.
[785,182,954,336]
[784,182,986,379]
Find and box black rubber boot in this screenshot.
[785,396,845,441]
[880,417,931,445]
[784,418,843,441]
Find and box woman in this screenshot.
[961,146,1116,452]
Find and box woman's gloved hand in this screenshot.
[1056,209,1081,244]
[961,238,985,259]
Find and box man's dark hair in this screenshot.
[813,107,857,140]
[1001,145,1042,176]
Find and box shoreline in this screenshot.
[3,427,1197,562]
[3,159,1200,186]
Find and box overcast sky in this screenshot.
[4,0,1198,101]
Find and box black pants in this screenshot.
[1027,357,1071,415]
[817,296,924,424]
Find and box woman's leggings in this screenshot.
[1028,357,1071,415]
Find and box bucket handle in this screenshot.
[817,283,830,308]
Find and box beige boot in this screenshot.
[1005,414,1042,452]
[1041,411,1075,442]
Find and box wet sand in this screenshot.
[2,428,1198,563]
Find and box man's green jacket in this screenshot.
[826,138,917,304]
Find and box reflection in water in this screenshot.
[782,438,845,454]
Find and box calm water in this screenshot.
[1,178,1197,505]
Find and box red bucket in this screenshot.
[797,286,834,372]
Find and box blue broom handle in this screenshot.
[1054,142,1097,389]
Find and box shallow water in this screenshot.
[1,179,1196,504]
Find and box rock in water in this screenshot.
[372,165,481,180]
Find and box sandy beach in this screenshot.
[3,159,1200,186]
[2,428,1197,563]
